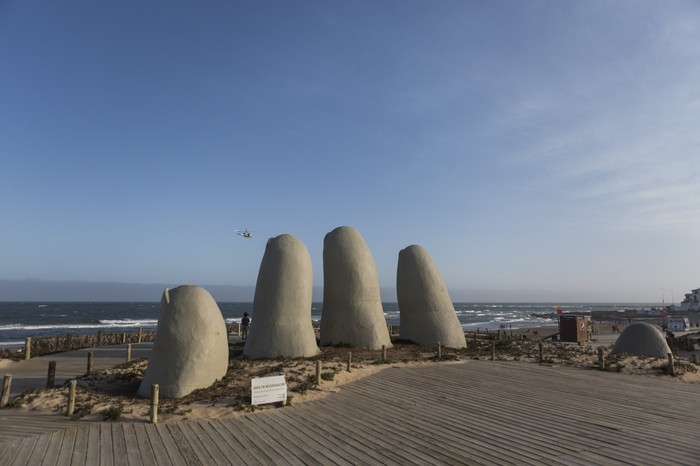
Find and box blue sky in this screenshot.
[2,1,700,302]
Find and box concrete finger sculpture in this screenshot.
[397,245,466,348]
[138,285,229,398]
[611,322,672,358]
[321,226,391,350]
[244,234,319,359]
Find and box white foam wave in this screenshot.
[99,319,158,326]
[0,341,23,347]
[0,321,158,331]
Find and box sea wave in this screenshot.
[0,321,158,331]
[0,340,22,347]
[99,319,158,326]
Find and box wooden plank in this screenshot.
[356,364,700,466]
[334,392,524,464]
[0,437,12,460]
[84,423,100,466]
[131,423,157,466]
[344,373,587,463]
[307,384,501,465]
[418,370,652,460]
[209,419,265,466]
[173,422,222,465]
[164,422,203,465]
[256,411,347,466]
[7,437,37,466]
[197,420,248,465]
[98,422,113,466]
[119,423,141,466]
[110,424,129,466]
[265,407,395,466]
[244,414,320,465]
[294,400,444,466]
[339,368,587,464]
[24,432,51,465]
[70,425,89,466]
[145,424,187,466]
[54,427,77,466]
[217,417,282,464]
[0,413,77,443]
[310,390,507,466]
[143,423,183,466]
[183,421,231,465]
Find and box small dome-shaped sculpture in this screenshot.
[611,322,671,358]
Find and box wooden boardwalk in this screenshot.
[1,360,700,465]
[1,343,155,398]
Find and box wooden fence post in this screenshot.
[347,352,352,373]
[491,341,496,361]
[150,384,159,424]
[315,360,321,385]
[667,353,676,376]
[121,333,127,344]
[66,334,73,352]
[1,374,12,407]
[138,327,143,343]
[437,342,442,360]
[47,361,56,388]
[96,330,102,347]
[692,354,698,364]
[67,380,77,416]
[539,342,543,363]
[598,347,605,371]
[24,337,31,360]
[126,344,132,363]
[382,345,387,361]
[87,351,94,375]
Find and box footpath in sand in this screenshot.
[0,343,155,399]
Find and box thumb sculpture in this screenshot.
[138,285,229,398]
[397,245,466,348]
[321,226,391,350]
[244,234,319,359]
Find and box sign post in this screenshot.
[251,375,287,406]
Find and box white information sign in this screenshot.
[251,375,287,406]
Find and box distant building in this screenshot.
[680,288,700,312]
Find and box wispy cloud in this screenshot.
[497,7,700,234]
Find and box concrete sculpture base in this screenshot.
[321,226,391,350]
[244,234,319,359]
[138,285,229,398]
[397,245,466,348]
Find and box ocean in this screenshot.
[0,301,649,349]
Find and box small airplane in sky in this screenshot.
[234,229,253,238]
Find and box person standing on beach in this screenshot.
[241,312,251,340]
